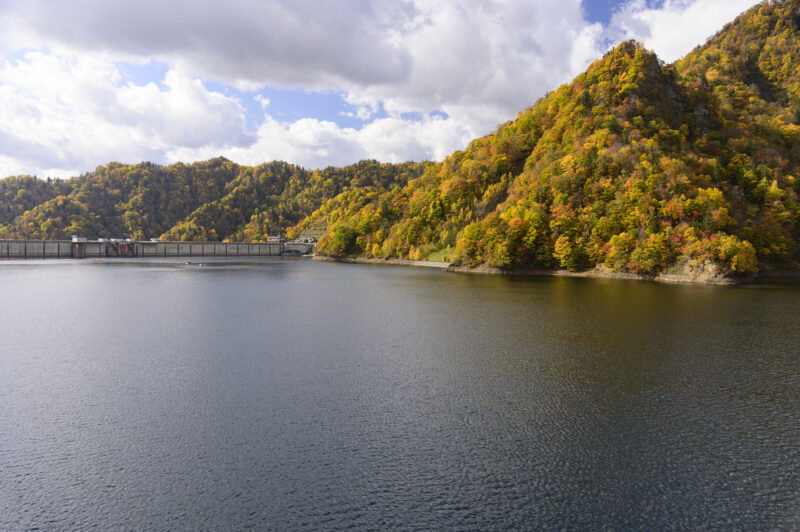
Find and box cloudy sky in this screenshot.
[0,0,760,178]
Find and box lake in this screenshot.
[1,259,799,529]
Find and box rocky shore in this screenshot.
[315,254,800,286]
[315,255,778,285]
[312,256,450,269]
[447,261,742,285]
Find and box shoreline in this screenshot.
[4,253,797,285]
[312,256,450,269]
[446,264,741,286]
[314,256,800,286]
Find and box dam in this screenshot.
[0,238,315,260]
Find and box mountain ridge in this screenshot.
[0,158,429,242]
[299,0,800,275]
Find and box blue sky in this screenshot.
[0,0,760,178]
[585,0,631,23]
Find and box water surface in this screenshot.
[1,260,799,529]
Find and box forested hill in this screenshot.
[2,0,799,277]
[0,159,429,241]
[299,0,800,275]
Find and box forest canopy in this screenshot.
[295,1,800,275]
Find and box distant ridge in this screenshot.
[0,159,429,242]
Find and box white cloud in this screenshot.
[0,0,762,178]
[0,0,414,88]
[169,113,471,170]
[255,94,270,109]
[0,51,253,177]
[606,0,760,63]
[343,0,594,122]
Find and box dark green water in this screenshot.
[1,259,799,529]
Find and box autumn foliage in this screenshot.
[2,1,800,278]
[306,1,800,275]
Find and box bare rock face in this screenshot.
[655,258,735,285]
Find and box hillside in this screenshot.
[0,159,429,241]
[2,0,799,278]
[298,0,800,276]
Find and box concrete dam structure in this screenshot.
[0,238,315,260]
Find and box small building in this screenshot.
[71,236,88,258]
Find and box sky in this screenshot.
[0,0,761,178]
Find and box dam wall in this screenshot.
[1,240,74,259]
[0,239,299,259]
[135,241,284,258]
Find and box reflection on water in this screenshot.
[1,260,799,529]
